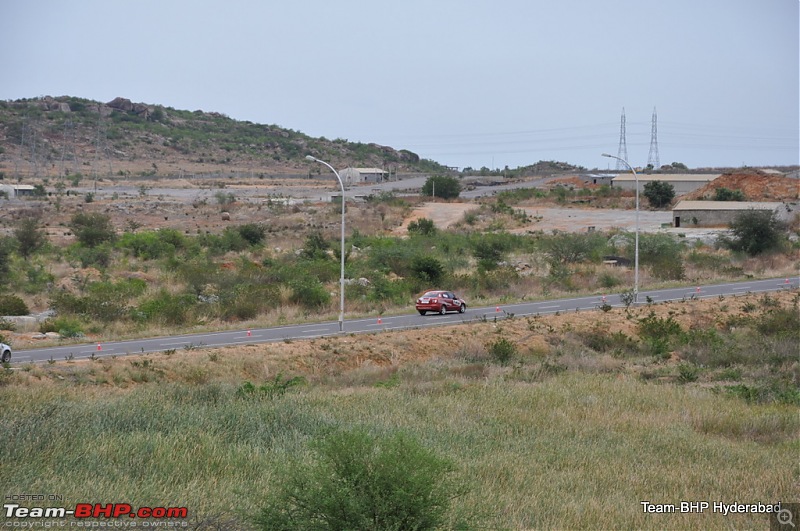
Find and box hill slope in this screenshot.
[0,95,446,179]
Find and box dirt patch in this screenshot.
[392,201,480,234]
[681,169,799,201]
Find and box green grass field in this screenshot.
[2,366,797,530]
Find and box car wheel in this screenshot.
[418,310,426,316]
[459,303,466,313]
[439,305,447,315]
[1,350,9,363]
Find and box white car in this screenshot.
[0,342,10,363]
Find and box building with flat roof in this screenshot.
[612,174,719,195]
[339,167,388,185]
[672,200,793,228]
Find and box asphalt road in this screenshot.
[7,277,796,365]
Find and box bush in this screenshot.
[0,295,29,316]
[410,255,445,284]
[713,187,745,201]
[255,428,459,531]
[69,212,116,247]
[289,278,331,309]
[236,223,267,246]
[543,232,606,265]
[487,337,517,365]
[722,210,786,256]
[135,290,196,326]
[407,217,437,236]
[642,181,675,208]
[40,317,84,338]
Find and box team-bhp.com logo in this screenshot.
[4,503,188,519]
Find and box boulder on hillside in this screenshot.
[107,97,134,112]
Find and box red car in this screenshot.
[415,290,466,315]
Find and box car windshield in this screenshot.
[421,291,441,298]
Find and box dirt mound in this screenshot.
[682,170,799,201]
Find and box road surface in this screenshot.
[7,277,796,364]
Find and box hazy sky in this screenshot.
[1,0,798,170]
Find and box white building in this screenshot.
[339,167,387,186]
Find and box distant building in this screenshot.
[672,200,792,228]
[339,167,387,185]
[612,174,719,195]
[583,174,614,186]
[0,184,36,198]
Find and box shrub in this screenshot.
[300,232,329,260]
[118,231,176,260]
[488,337,517,365]
[543,232,606,265]
[722,210,786,256]
[0,237,13,284]
[0,295,29,316]
[638,311,683,357]
[757,308,800,338]
[410,255,445,284]
[135,290,196,325]
[236,223,267,246]
[40,317,84,338]
[472,239,507,267]
[713,187,746,201]
[69,244,113,269]
[289,278,331,309]
[642,180,675,208]
[69,212,116,247]
[236,374,305,400]
[407,217,437,236]
[255,428,459,531]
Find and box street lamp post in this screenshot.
[602,153,639,304]
[305,155,346,331]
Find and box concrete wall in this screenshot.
[673,203,797,228]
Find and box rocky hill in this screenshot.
[0,96,445,179]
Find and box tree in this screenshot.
[723,210,785,256]
[421,175,460,199]
[69,212,116,247]
[642,181,675,209]
[256,429,459,531]
[14,216,47,258]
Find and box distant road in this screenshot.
[9,277,796,365]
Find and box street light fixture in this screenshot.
[602,153,639,304]
[305,155,346,331]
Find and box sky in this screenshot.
[1,0,798,171]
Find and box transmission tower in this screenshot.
[647,107,660,169]
[615,107,628,170]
